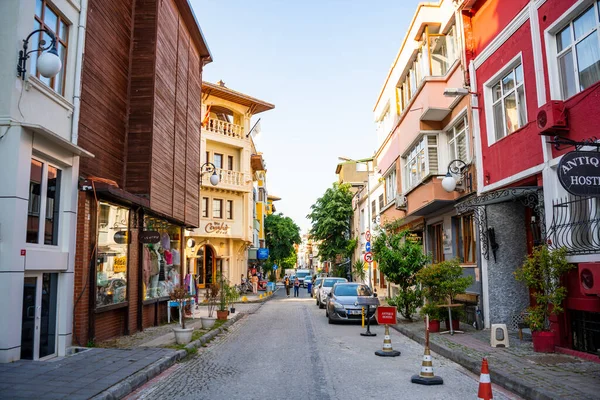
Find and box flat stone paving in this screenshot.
[0,347,176,400]
[393,318,600,400]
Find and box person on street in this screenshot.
[251,274,258,294]
[284,275,291,298]
[293,277,300,297]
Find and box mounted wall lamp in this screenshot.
[443,88,477,97]
[200,162,220,186]
[17,28,62,80]
[441,159,472,193]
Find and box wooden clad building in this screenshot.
[73,0,211,345]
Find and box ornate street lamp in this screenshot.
[441,159,472,193]
[201,162,220,186]
[17,28,62,80]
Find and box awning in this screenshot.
[456,186,541,214]
[23,122,94,157]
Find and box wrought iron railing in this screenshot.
[547,195,600,255]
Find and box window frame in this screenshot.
[546,0,600,100]
[26,157,62,247]
[34,0,69,95]
[227,155,234,171]
[212,199,222,219]
[453,213,476,264]
[483,53,527,145]
[384,167,397,205]
[446,112,470,163]
[213,153,223,169]
[226,200,233,220]
[202,197,209,218]
[402,135,438,192]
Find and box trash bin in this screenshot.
[307,281,312,294]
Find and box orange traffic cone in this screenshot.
[478,358,493,400]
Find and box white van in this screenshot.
[295,269,313,288]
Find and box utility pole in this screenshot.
[366,161,373,289]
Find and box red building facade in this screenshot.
[463,0,600,356]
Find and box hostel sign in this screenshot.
[558,151,600,196]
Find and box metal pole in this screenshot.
[366,161,372,289]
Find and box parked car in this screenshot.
[316,278,347,309]
[325,283,379,324]
[311,277,324,297]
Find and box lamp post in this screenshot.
[200,162,220,186]
[17,28,62,80]
[441,159,472,193]
[339,156,374,289]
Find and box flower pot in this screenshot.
[216,310,229,321]
[444,319,460,331]
[230,307,236,314]
[200,316,216,329]
[427,319,440,333]
[532,331,555,353]
[172,326,194,344]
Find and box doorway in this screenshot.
[21,273,58,360]
[195,245,216,288]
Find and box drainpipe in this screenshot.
[71,0,88,145]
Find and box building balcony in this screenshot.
[202,168,252,192]
[205,118,245,140]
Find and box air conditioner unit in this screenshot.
[537,101,568,136]
[579,263,600,296]
[395,195,408,210]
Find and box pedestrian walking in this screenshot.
[293,277,300,297]
[284,276,291,297]
[252,274,259,294]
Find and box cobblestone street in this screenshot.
[127,289,521,400]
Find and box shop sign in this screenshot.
[257,248,269,260]
[205,222,230,234]
[376,306,397,325]
[558,151,600,196]
[113,231,129,244]
[139,230,160,243]
[113,256,127,273]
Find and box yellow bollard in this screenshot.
[242,296,248,302]
[259,294,263,299]
[362,307,365,328]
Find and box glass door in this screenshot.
[20,273,58,360]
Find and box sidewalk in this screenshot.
[391,318,600,400]
[0,289,277,399]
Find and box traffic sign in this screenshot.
[365,241,371,252]
[273,264,278,270]
[365,231,371,241]
[376,306,397,325]
[364,252,373,263]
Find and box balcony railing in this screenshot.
[202,168,251,190]
[205,118,245,139]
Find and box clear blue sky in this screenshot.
[192,0,420,232]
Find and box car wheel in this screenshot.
[325,308,329,317]
[319,299,324,309]
[328,315,334,324]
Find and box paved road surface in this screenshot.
[128,289,521,400]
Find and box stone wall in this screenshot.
[486,202,530,326]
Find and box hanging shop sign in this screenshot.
[139,230,160,244]
[558,151,600,196]
[257,248,269,260]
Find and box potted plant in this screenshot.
[216,275,229,321]
[169,286,194,344]
[416,259,473,331]
[201,283,219,329]
[226,283,240,314]
[419,302,445,332]
[514,245,573,353]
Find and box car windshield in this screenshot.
[314,278,323,286]
[334,284,371,296]
[296,272,311,278]
[323,278,345,288]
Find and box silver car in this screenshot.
[311,277,324,298]
[316,278,347,309]
[325,283,379,324]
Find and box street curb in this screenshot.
[390,324,558,400]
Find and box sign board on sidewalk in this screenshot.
[364,252,373,263]
[376,306,397,325]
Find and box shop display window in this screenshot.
[96,202,129,308]
[143,216,182,300]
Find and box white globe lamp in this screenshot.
[441,173,457,193]
[209,171,219,186]
[37,47,62,78]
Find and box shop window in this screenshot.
[404,135,438,191]
[385,168,397,204]
[447,115,469,162]
[453,214,476,264]
[34,0,68,95]
[142,216,182,300]
[96,202,129,307]
[213,153,223,169]
[487,60,527,142]
[202,197,209,218]
[26,158,61,245]
[555,1,600,99]
[226,200,233,219]
[212,199,222,219]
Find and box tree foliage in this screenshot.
[264,213,301,271]
[307,182,354,263]
[372,219,430,320]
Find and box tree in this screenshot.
[352,260,367,282]
[307,183,354,266]
[264,213,301,275]
[372,219,430,320]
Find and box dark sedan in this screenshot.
[325,283,379,324]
